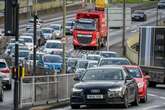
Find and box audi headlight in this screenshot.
[108,87,124,98]
[72,88,83,93]
[138,82,144,88]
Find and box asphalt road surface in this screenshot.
[52,85,165,110]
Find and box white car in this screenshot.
[5,43,25,56]
[0,59,12,90]
[20,35,33,50]
[82,54,102,63]
[43,40,63,54]
[99,57,131,66]
[18,50,30,62]
[50,24,63,39]
[41,28,54,40]
[65,20,75,35]
[99,51,120,58]
[26,18,43,30]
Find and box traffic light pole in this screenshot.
[13,0,19,110]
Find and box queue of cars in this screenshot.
[69,51,150,109]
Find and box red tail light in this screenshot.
[0,68,10,73]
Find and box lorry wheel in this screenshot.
[148,81,156,88]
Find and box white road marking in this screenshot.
[148,93,165,100]
[143,103,165,110]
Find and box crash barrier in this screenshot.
[126,33,139,64]
[20,74,75,108]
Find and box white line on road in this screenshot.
[143,103,165,110]
[148,93,165,100]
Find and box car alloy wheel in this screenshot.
[71,104,80,109]
[123,91,129,108]
[132,90,139,106]
[141,90,147,103]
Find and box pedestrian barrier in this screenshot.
[20,74,75,108]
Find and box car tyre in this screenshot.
[122,91,129,108]
[7,84,12,90]
[0,90,3,102]
[131,90,139,106]
[141,90,147,103]
[71,104,80,109]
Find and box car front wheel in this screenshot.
[0,90,3,102]
[131,90,139,106]
[71,104,80,109]
[123,91,129,108]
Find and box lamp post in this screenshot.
[156,5,159,26]
[122,0,126,56]
[62,0,66,74]
[106,5,109,51]
[12,0,19,109]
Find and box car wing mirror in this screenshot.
[74,75,80,81]
[144,75,150,80]
[126,75,133,80]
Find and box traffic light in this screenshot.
[4,0,18,36]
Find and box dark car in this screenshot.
[70,66,139,109]
[158,0,165,9]
[132,11,147,21]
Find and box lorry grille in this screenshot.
[77,34,92,44]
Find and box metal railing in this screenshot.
[20,74,75,107]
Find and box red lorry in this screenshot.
[73,11,108,49]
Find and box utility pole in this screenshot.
[122,0,126,56]
[62,0,66,74]
[106,6,109,51]
[12,0,19,109]
[156,5,159,26]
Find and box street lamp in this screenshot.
[122,0,126,56]
[62,0,66,74]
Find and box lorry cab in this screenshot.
[73,11,107,49]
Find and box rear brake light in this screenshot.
[0,68,10,73]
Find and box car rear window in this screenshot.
[126,68,142,78]
[0,62,6,68]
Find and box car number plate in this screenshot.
[87,95,103,99]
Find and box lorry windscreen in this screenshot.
[75,19,96,31]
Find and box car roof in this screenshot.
[123,65,139,68]
[50,24,61,26]
[46,40,62,43]
[44,54,62,57]
[42,27,53,30]
[19,50,30,52]
[87,54,101,57]
[101,57,129,60]
[20,35,33,38]
[88,65,124,70]
[88,60,98,63]
[0,59,6,63]
[99,51,117,54]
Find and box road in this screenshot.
[52,86,165,110]
[0,6,165,110]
